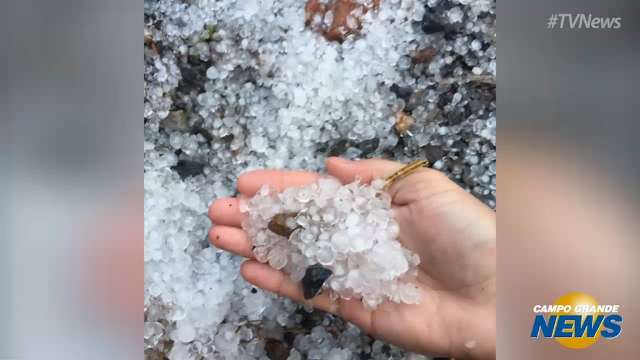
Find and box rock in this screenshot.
[446,110,464,125]
[264,339,290,360]
[423,145,444,163]
[171,159,206,179]
[412,47,437,64]
[177,57,208,93]
[161,110,190,131]
[450,139,466,152]
[390,83,413,103]
[283,331,296,345]
[305,0,381,42]
[268,213,300,238]
[421,12,445,34]
[405,89,425,113]
[302,264,333,299]
[328,139,351,156]
[356,138,379,156]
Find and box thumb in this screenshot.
[325,157,404,184]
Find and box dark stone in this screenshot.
[423,145,444,163]
[328,139,351,156]
[171,160,206,179]
[301,264,333,299]
[390,83,413,102]
[437,84,457,109]
[296,308,326,330]
[405,89,425,113]
[381,344,391,353]
[463,104,474,119]
[251,287,258,294]
[356,138,379,157]
[421,12,445,34]
[450,140,467,152]
[283,332,296,345]
[177,57,208,93]
[264,339,290,360]
[315,142,329,154]
[446,110,464,125]
[220,133,234,144]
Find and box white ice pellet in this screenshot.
[175,321,196,343]
[206,66,218,79]
[447,7,464,23]
[471,39,482,51]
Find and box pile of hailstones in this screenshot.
[144,0,496,357]
[242,176,421,309]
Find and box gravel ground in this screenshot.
[144,0,495,359]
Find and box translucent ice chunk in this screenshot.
[268,249,288,270]
[175,321,196,343]
[331,231,350,253]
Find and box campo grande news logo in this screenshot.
[530,292,623,349]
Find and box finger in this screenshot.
[240,260,372,329]
[327,157,453,205]
[240,260,323,305]
[208,197,245,226]
[391,167,459,206]
[209,225,253,258]
[237,170,320,196]
[325,157,403,184]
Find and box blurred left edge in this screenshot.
[2,0,143,359]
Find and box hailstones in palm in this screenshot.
[241,176,421,309]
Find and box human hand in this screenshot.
[208,157,496,359]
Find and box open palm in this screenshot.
[209,157,496,359]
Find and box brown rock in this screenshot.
[268,213,300,238]
[413,47,438,64]
[264,339,290,360]
[305,0,381,42]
